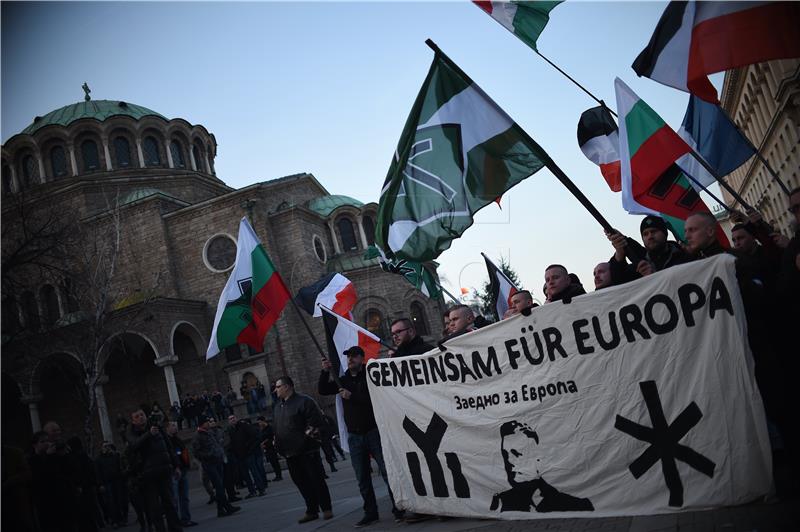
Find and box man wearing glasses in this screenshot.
[389,318,433,358]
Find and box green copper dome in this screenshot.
[307,195,365,217]
[21,100,166,135]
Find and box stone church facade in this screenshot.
[1,97,444,449]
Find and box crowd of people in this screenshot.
[7,192,799,531]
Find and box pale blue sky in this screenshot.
[2,1,723,304]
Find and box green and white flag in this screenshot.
[365,245,441,299]
[473,1,562,52]
[375,46,551,262]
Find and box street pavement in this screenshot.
[122,460,798,532]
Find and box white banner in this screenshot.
[368,255,771,519]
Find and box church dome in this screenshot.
[307,194,365,217]
[21,100,166,135]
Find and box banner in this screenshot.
[368,255,770,519]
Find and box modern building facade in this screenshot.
[1,95,444,449]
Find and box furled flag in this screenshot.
[633,1,800,103]
[676,95,756,187]
[482,253,519,321]
[365,245,442,299]
[473,1,562,52]
[206,218,291,359]
[614,78,729,246]
[375,45,552,262]
[577,105,622,192]
[321,305,383,453]
[295,272,357,318]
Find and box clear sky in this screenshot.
[2,1,723,306]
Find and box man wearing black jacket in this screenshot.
[389,318,433,357]
[319,347,400,527]
[544,265,586,303]
[274,376,332,524]
[606,215,690,285]
[124,409,183,532]
[226,415,267,498]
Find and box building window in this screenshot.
[410,302,429,336]
[21,291,39,331]
[40,284,60,326]
[143,136,161,167]
[364,308,386,339]
[337,217,358,251]
[21,154,38,188]
[207,143,215,174]
[203,234,237,272]
[2,163,12,193]
[50,146,68,178]
[81,140,100,172]
[114,137,132,168]
[61,279,79,313]
[362,215,376,246]
[193,144,205,172]
[312,235,327,263]
[170,140,186,169]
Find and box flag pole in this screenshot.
[685,150,753,211]
[438,285,461,306]
[534,50,619,118]
[293,300,343,387]
[716,107,791,196]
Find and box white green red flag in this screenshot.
[482,253,519,321]
[473,1,561,52]
[614,78,728,246]
[375,46,552,262]
[206,218,291,359]
[633,1,800,103]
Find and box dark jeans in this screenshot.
[141,472,183,532]
[100,479,128,525]
[349,428,395,517]
[243,452,267,491]
[286,451,332,515]
[264,447,282,478]
[171,469,191,523]
[201,461,228,514]
[331,437,346,460]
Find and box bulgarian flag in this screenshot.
[614,78,728,246]
[206,218,291,359]
[633,1,800,103]
[473,1,562,52]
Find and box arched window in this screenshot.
[143,136,161,167]
[170,140,185,168]
[21,154,38,188]
[50,146,68,178]
[362,215,375,246]
[2,163,13,194]
[337,217,359,251]
[114,137,131,168]
[410,301,429,336]
[193,144,205,172]
[40,284,60,326]
[2,296,20,334]
[21,291,39,331]
[207,143,215,174]
[365,308,386,338]
[81,140,100,172]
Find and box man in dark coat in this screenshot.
[544,265,586,303]
[273,375,332,524]
[390,318,433,357]
[124,409,183,532]
[29,429,80,532]
[191,417,241,518]
[606,215,691,284]
[226,415,267,497]
[319,347,401,527]
[256,416,283,481]
[95,441,127,528]
[490,420,593,513]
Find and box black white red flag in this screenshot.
[295,272,357,317]
[482,253,519,321]
[577,106,621,192]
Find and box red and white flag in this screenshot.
[577,105,622,192]
[482,253,519,321]
[295,272,357,317]
[633,1,800,103]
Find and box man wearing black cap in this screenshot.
[606,215,690,284]
[319,347,401,527]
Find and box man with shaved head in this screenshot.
[446,305,476,338]
[544,265,585,303]
[684,212,721,256]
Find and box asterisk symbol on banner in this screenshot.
[615,380,716,507]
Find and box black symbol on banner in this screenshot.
[403,413,470,498]
[490,420,594,513]
[615,380,716,507]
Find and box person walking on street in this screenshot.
[319,347,402,527]
[227,415,267,498]
[191,417,241,518]
[166,423,197,527]
[256,416,283,481]
[273,376,333,524]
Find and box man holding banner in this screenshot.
[319,347,401,527]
